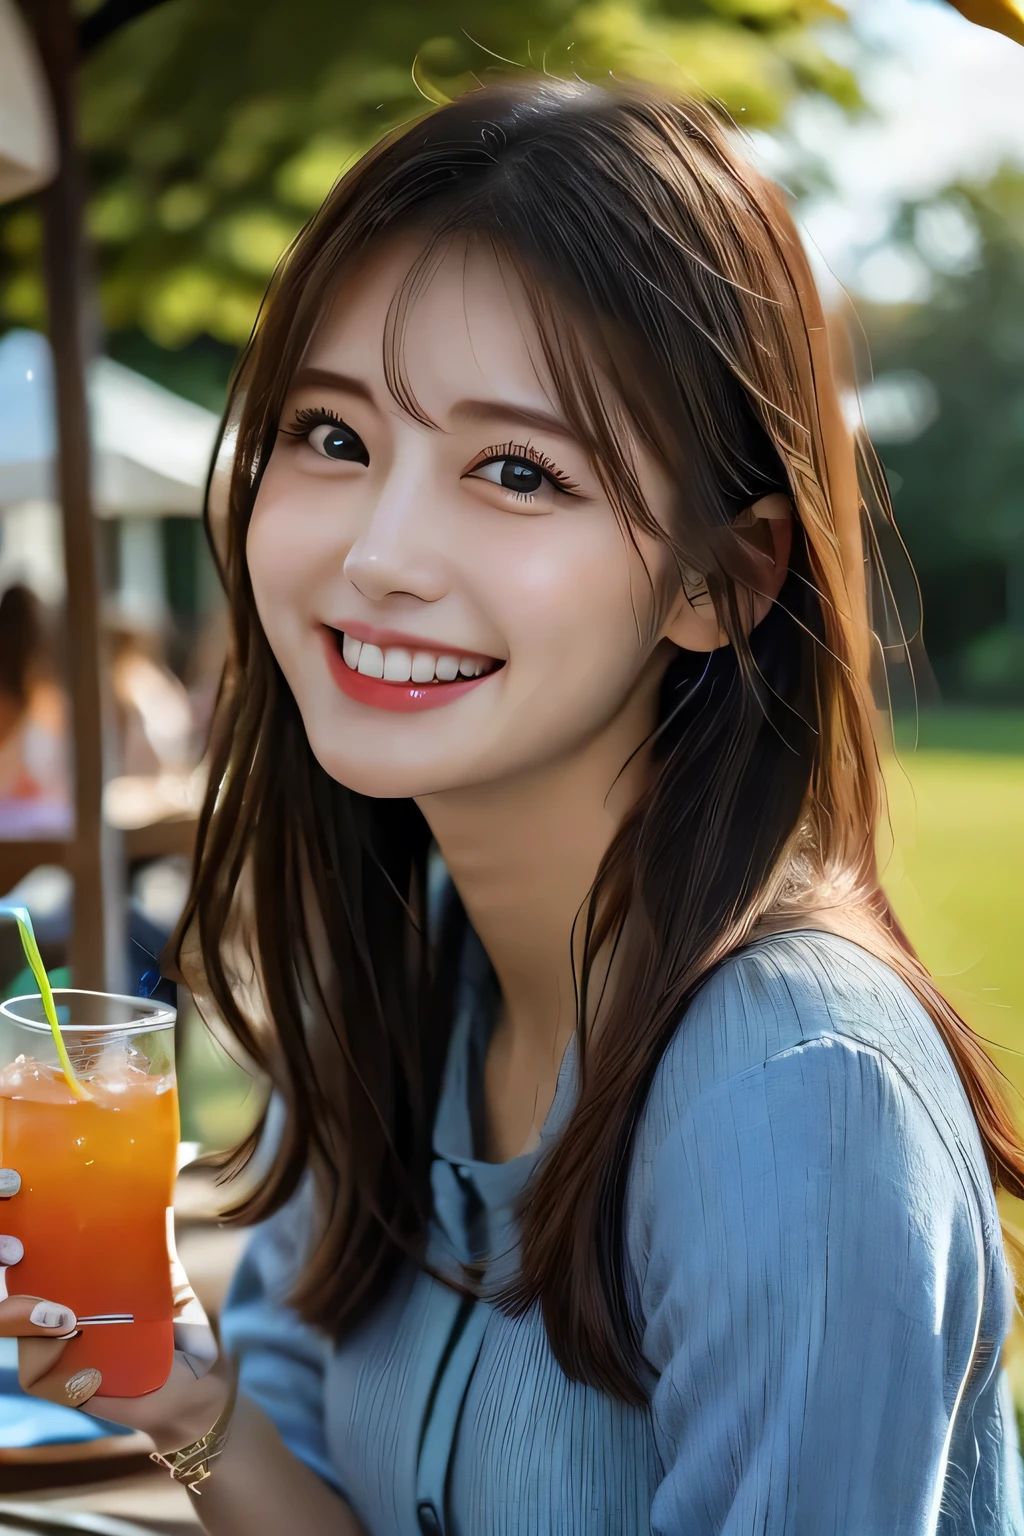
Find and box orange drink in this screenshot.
[0,990,178,1397]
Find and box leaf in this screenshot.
[942,0,1024,47]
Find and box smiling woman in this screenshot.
[18,76,1024,1536]
[244,233,729,791]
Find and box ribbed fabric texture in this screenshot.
[220,931,1024,1535]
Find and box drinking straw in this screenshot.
[0,904,89,1100]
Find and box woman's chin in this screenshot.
[305,740,459,801]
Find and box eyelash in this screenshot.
[467,441,580,501]
[281,405,348,438]
[281,410,580,502]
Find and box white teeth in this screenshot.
[382,647,412,682]
[340,634,491,684]
[356,643,385,679]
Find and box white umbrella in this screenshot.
[0,329,220,517]
[0,0,56,204]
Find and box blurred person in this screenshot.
[184,603,230,751]
[0,582,68,803]
[4,78,1024,1536]
[108,617,197,775]
[103,619,202,988]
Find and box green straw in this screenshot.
[1,905,89,1100]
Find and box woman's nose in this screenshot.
[343,478,448,605]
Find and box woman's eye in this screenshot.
[466,443,579,502]
[472,457,547,496]
[472,454,568,503]
[307,421,369,465]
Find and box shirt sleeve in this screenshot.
[218,1182,343,1495]
[641,1030,988,1535]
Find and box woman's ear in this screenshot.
[663,493,794,652]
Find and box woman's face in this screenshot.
[247,237,695,800]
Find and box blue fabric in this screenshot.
[0,1345,134,1448]
[220,930,1024,1534]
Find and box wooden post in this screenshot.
[24,0,125,991]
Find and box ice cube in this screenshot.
[93,1039,149,1082]
[0,1054,77,1103]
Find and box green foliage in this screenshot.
[863,168,1024,701]
[892,706,1024,756]
[1,0,854,351]
[962,627,1024,701]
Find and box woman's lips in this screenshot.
[322,628,502,714]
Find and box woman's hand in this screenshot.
[0,1163,82,1346]
[0,1171,368,1533]
[0,1163,83,1355]
[0,1164,232,1455]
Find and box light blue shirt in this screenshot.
[220,930,1024,1534]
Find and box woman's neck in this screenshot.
[416,701,654,1064]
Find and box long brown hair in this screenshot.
[174,78,1024,1403]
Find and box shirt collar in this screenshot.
[431,927,579,1217]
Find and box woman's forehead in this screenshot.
[300,234,560,420]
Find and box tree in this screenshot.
[1,0,855,398]
[861,168,1024,702]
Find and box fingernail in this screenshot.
[64,1368,101,1406]
[0,1236,23,1265]
[30,1302,74,1330]
[0,1171,21,1197]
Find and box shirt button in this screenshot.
[417,1501,443,1535]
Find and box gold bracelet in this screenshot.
[150,1363,239,1496]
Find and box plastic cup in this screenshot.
[0,990,178,1397]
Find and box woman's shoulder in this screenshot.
[640,927,976,1137]
[626,934,1019,1530]
[629,927,994,1230]
[625,928,1006,1322]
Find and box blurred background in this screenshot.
[0,0,1022,1521]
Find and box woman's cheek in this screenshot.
[248,487,318,606]
[538,532,644,659]
[502,591,645,744]
[246,502,316,677]
[503,522,628,635]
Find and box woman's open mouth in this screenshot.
[322,626,504,713]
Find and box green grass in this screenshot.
[882,747,1024,1084]
[883,710,1024,1406]
[177,1001,261,1150]
[892,707,1024,757]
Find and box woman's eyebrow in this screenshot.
[450,398,578,442]
[288,369,578,443]
[289,366,377,403]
